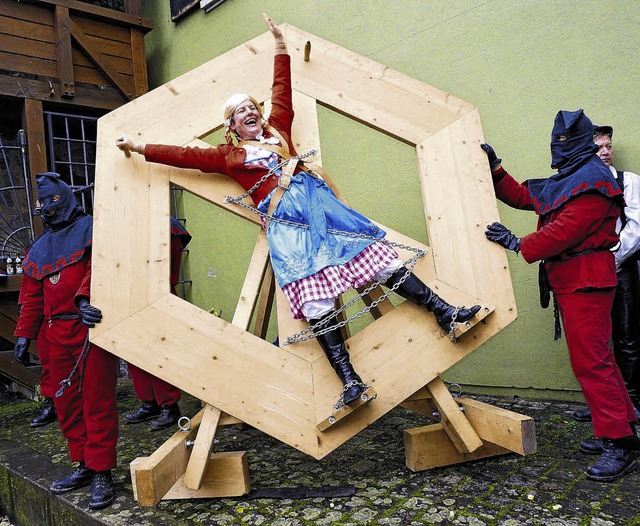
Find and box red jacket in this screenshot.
[495,172,620,293]
[144,54,295,207]
[15,253,92,342]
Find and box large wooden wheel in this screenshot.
[92,25,533,505]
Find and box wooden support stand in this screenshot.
[131,406,250,506]
[402,382,537,471]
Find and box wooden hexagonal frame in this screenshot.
[92,25,529,503]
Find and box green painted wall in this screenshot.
[141,1,640,399]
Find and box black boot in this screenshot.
[124,400,161,424]
[88,470,115,509]
[50,462,95,494]
[311,315,365,407]
[579,437,603,455]
[585,436,640,482]
[572,407,592,422]
[30,397,58,428]
[150,402,181,431]
[384,269,481,333]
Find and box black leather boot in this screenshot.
[579,437,603,455]
[30,396,58,428]
[150,402,181,431]
[571,407,592,422]
[124,400,161,424]
[384,269,481,334]
[311,315,365,407]
[88,470,115,509]
[50,462,95,494]
[585,435,640,482]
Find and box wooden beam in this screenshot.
[54,6,75,98]
[131,408,204,506]
[183,404,221,490]
[253,263,275,340]
[426,377,482,454]
[1,74,126,110]
[231,231,270,331]
[456,397,537,456]
[130,27,148,98]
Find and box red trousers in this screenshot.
[49,334,119,471]
[35,326,55,399]
[556,288,637,439]
[128,364,181,406]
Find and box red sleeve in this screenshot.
[520,193,618,263]
[268,54,294,144]
[494,168,535,211]
[144,143,233,175]
[75,249,92,301]
[14,274,44,339]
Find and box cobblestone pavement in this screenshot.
[1,380,639,526]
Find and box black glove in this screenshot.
[77,297,102,327]
[485,222,520,254]
[481,143,502,170]
[13,337,31,365]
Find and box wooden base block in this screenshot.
[403,396,536,471]
[404,423,509,471]
[163,452,250,500]
[317,386,377,432]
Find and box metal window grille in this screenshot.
[0,130,34,258]
[45,110,98,215]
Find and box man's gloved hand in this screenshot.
[481,143,503,170]
[485,222,520,254]
[77,297,102,327]
[13,337,31,365]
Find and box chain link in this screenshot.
[224,149,428,345]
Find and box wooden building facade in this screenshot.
[0,0,152,391]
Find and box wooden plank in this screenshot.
[131,408,204,506]
[457,397,537,456]
[163,452,250,500]
[54,6,75,98]
[0,0,53,26]
[0,16,53,43]
[183,404,221,490]
[18,0,153,31]
[0,49,57,77]
[426,377,482,454]
[404,423,510,472]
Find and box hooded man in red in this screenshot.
[482,109,639,482]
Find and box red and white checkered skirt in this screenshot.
[282,241,399,319]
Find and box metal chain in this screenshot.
[224,149,428,345]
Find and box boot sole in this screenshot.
[88,495,115,509]
[123,414,160,424]
[585,460,636,482]
[50,478,94,494]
